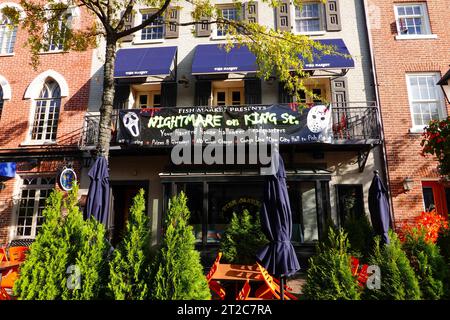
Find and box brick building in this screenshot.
[0,0,94,243]
[365,0,450,225]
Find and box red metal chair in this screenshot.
[255,263,298,300]
[8,246,29,263]
[0,268,19,300]
[236,279,251,300]
[206,252,226,300]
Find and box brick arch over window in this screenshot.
[0,75,12,100]
[24,70,69,99]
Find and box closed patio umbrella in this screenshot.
[84,156,110,226]
[256,155,300,300]
[368,170,391,245]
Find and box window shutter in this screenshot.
[275,0,291,32]
[195,81,212,106]
[113,85,130,109]
[243,2,258,24]
[324,0,342,31]
[244,78,262,104]
[161,81,177,107]
[278,82,294,103]
[165,7,180,38]
[195,17,212,37]
[120,11,135,42]
[331,77,348,106]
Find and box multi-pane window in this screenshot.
[136,92,161,108]
[45,13,71,52]
[31,80,61,141]
[217,7,239,37]
[406,73,445,128]
[295,3,322,33]
[395,4,431,35]
[0,86,3,120]
[0,16,18,54]
[16,177,55,238]
[141,12,164,40]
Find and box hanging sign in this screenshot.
[59,167,77,191]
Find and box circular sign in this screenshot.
[59,168,77,191]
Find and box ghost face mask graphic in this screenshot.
[123,112,140,137]
[307,105,330,133]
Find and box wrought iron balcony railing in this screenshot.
[79,102,381,150]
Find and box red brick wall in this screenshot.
[367,0,450,225]
[0,0,93,149]
[0,0,94,243]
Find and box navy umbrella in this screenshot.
[256,155,300,300]
[84,156,110,226]
[368,170,391,245]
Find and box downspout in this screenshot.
[362,0,396,229]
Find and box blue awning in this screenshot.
[0,162,16,178]
[301,39,354,70]
[191,44,257,75]
[114,46,177,78]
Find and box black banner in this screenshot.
[117,104,332,147]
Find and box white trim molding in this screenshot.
[24,69,69,99]
[0,2,26,20]
[0,74,12,100]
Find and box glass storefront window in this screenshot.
[208,182,263,244]
[288,181,320,244]
[164,177,330,246]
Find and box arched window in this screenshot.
[0,86,3,120]
[45,11,72,52]
[0,14,17,54]
[31,80,61,141]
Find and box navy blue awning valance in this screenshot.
[191,40,353,76]
[114,46,177,78]
[301,39,354,70]
[0,162,16,178]
[191,44,257,75]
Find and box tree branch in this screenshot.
[114,0,136,32]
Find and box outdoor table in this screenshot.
[0,261,21,272]
[211,264,264,282]
[211,263,265,299]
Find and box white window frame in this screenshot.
[28,81,62,144]
[292,1,325,36]
[0,15,17,55]
[406,73,446,133]
[212,4,241,40]
[394,3,437,40]
[135,91,162,108]
[41,11,73,54]
[13,176,56,239]
[133,9,165,44]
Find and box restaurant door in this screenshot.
[110,181,149,246]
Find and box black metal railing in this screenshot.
[79,111,120,150]
[330,102,381,143]
[79,102,381,149]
